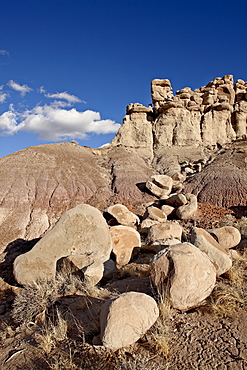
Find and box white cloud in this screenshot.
[45,91,84,104]
[0,104,120,140]
[0,50,9,55]
[7,80,32,96]
[0,105,23,135]
[0,86,8,103]
[38,86,46,94]
[0,92,8,103]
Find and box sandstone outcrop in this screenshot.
[13,204,112,286]
[100,292,159,351]
[112,74,247,160]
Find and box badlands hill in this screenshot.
[0,74,247,250]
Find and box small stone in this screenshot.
[106,204,139,227]
[147,221,183,244]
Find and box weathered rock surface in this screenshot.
[13,204,112,286]
[151,243,216,311]
[176,193,198,219]
[106,204,139,227]
[210,226,241,250]
[110,225,141,266]
[100,292,159,350]
[191,227,232,276]
[145,206,167,222]
[146,175,173,198]
[147,221,183,244]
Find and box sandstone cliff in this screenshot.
[111,75,247,159]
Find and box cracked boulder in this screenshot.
[13,204,112,286]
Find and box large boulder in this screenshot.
[150,243,216,311]
[100,292,159,351]
[191,227,232,276]
[110,225,141,266]
[13,204,112,286]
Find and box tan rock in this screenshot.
[210,226,241,249]
[146,175,173,197]
[168,243,216,311]
[146,206,167,222]
[100,292,159,351]
[191,227,232,276]
[110,225,141,266]
[161,204,175,216]
[13,204,112,286]
[150,249,170,288]
[148,237,181,254]
[147,221,183,244]
[106,204,139,227]
[164,193,187,207]
[176,193,198,219]
[139,218,159,234]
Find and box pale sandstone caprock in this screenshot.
[100,292,159,351]
[14,204,112,286]
[210,226,241,250]
[163,193,187,207]
[110,225,141,266]
[191,227,232,276]
[105,204,139,227]
[111,74,245,159]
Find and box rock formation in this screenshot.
[111,74,247,159]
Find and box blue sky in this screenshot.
[1,0,247,157]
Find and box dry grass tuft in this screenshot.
[204,251,247,316]
[144,294,171,358]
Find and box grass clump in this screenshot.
[205,252,247,316]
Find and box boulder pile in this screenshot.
[12,191,242,351]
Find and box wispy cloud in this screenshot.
[7,80,32,96]
[0,50,9,56]
[0,104,120,140]
[0,85,8,103]
[45,91,84,104]
[38,86,46,94]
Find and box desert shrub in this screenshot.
[12,272,85,324]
